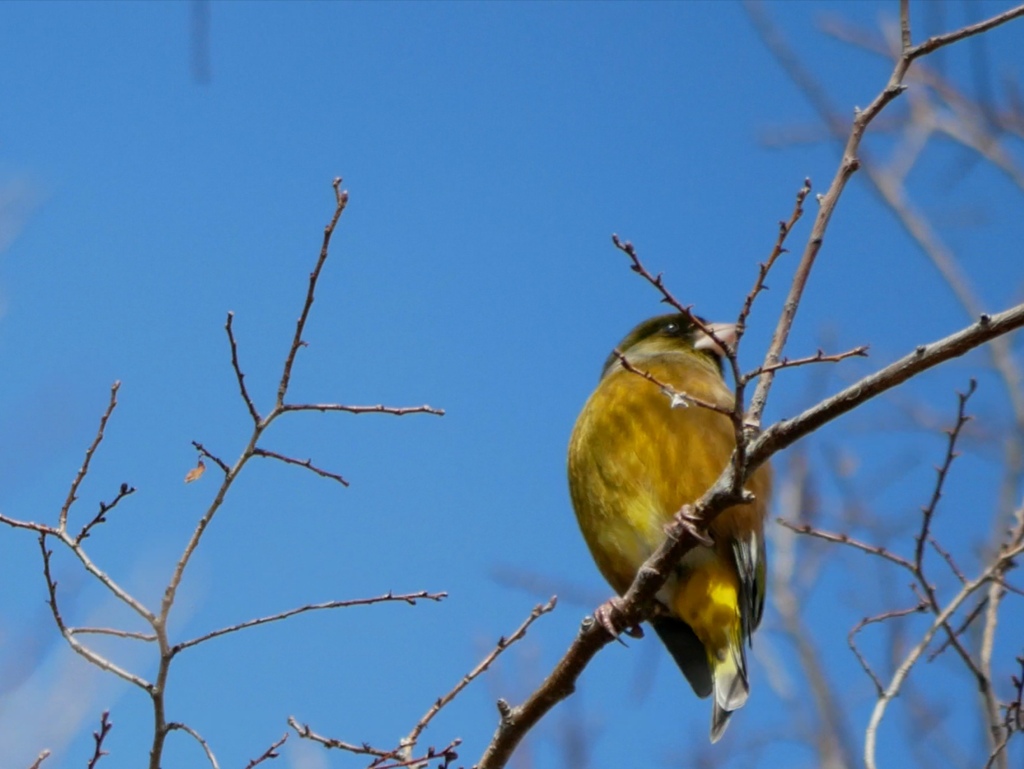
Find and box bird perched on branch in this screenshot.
[567,313,771,742]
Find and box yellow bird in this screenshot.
[567,313,771,742]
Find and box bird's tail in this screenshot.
[708,636,749,743]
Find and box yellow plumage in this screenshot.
[567,313,771,742]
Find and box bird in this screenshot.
[567,312,771,742]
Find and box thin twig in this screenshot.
[928,535,967,584]
[288,717,392,758]
[402,597,557,754]
[60,382,120,531]
[864,540,1024,769]
[912,376,976,574]
[27,750,50,769]
[226,311,261,425]
[848,603,928,695]
[777,519,915,572]
[374,741,461,769]
[86,711,113,769]
[252,448,349,486]
[191,441,231,474]
[612,351,735,416]
[70,626,157,642]
[173,591,447,654]
[927,597,988,662]
[76,482,136,544]
[278,402,445,417]
[244,733,289,769]
[744,345,868,380]
[38,535,152,691]
[736,178,812,339]
[747,305,1024,469]
[167,722,219,769]
[276,178,348,408]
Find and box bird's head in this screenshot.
[600,313,737,380]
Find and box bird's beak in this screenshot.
[693,322,737,357]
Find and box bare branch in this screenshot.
[173,591,447,654]
[70,626,157,642]
[744,345,869,380]
[848,603,928,695]
[226,311,261,425]
[252,447,349,486]
[60,382,120,531]
[749,305,1024,469]
[287,717,392,758]
[86,711,113,769]
[612,351,736,417]
[276,178,348,408]
[864,540,1024,769]
[38,535,152,692]
[914,380,976,573]
[279,402,445,417]
[906,5,1024,62]
[27,750,51,769]
[736,177,812,338]
[745,1,1024,428]
[402,597,557,755]
[244,733,288,769]
[167,722,219,769]
[190,441,231,474]
[778,518,916,572]
[927,597,988,663]
[76,482,136,544]
[928,535,967,584]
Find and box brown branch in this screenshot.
[744,0,1024,430]
[928,535,967,584]
[478,301,1024,769]
[244,733,288,769]
[373,741,461,769]
[190,441,230,474]
[38,535,152,691]
[276,178,348,408]
[287,717,392,758]
[612,351,736,417]
[744,345,869,379]
[777,518,915,572]
[612,237,752,493]
[864,539,1024,769]
[86,711,113,769]
[70,626,157,642]
[914,380,976,574]
[226,311,261,424]
[167,722,218,768]
[736,177,812,339]
[927,597,988,663]
[252,447,349,487]
[610,234,692,318]
[905,5,1024,62]
[748,305,1024,469]
[60,382,120,531]
[75,482,136,544]
[848,603,929,695]
[402,597,556,755]
[172,591,446,655]
[27,750,51,769]
[279,402,445,417]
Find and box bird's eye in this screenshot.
[663,322,679,335]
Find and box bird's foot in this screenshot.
[666,504,715,547]
[592,597,644,644]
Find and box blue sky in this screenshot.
[1,2,1022,768]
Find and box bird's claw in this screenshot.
[593,597,644,644]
